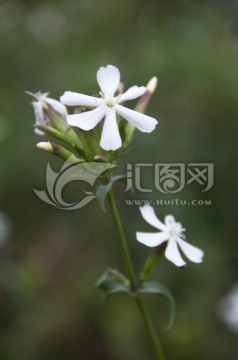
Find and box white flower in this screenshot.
[60,65,158,151]
[136,205,204,267]
[217,283,238,332]
[26,91,67,135]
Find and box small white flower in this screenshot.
[26,91,67,135]
[136,205,204,267]
[217,283,238,332]
[60,65,158,151]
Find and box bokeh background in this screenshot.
[0,0,238,359]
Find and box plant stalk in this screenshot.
[107,190,166,360]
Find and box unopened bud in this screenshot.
[140,242,166,282]
[42,103,68,133]
[37,141,53,152]
[146,76,158,94]
[35,124,67,140]
[34,124,83,155]
[36,141,83,163]
[134,76,158,114]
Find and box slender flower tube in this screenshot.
[60,65,158,151]
[136,205,204,267]
[26,91,67,135]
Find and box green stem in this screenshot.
[107,190,137,288]
[140,244,166,283]
[135,296,166,360]
[107,190,166,360]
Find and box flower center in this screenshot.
[106,100,115,108]
[100,92,119,108]
[168,225,185,240]
[168,229,177,238]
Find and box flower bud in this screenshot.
[140,243,166,282]
[134,76,158,113]
[124,76,158,148]
[36,141,83,163]
[34,124,83,155]
[37,141,53,152]
[42,102,68,133]
[146,76,158,94]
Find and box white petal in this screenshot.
[139,205,167,231]
[97,65,120,97]
[115,104,158,133]
[165,239,186,267]
[60,91,102,107]
[175,222,184,234]
[136,232,168,247]
[33,102,46,135]
[100,109,122,151]
[118,86,146,103]
[34,128,45,135]
[177,238,204,263]
[45,98,68,116]
[26,91,49,101]
[33,102,44,124]
[164,215,177,228]
[66,106,106,130]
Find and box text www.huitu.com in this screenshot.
[125,199,212,206]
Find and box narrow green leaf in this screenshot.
[96,272,130,301]
[107,267,130,288]
[139,280,176,331]
[96,175,127,211]
[96,183,113,211]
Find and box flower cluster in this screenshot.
[28,64,204,269]
[28,64,158,151]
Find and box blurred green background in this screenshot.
[0,0,238,359]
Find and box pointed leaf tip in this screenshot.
[96,272,130,301]
[139,280,176,331]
